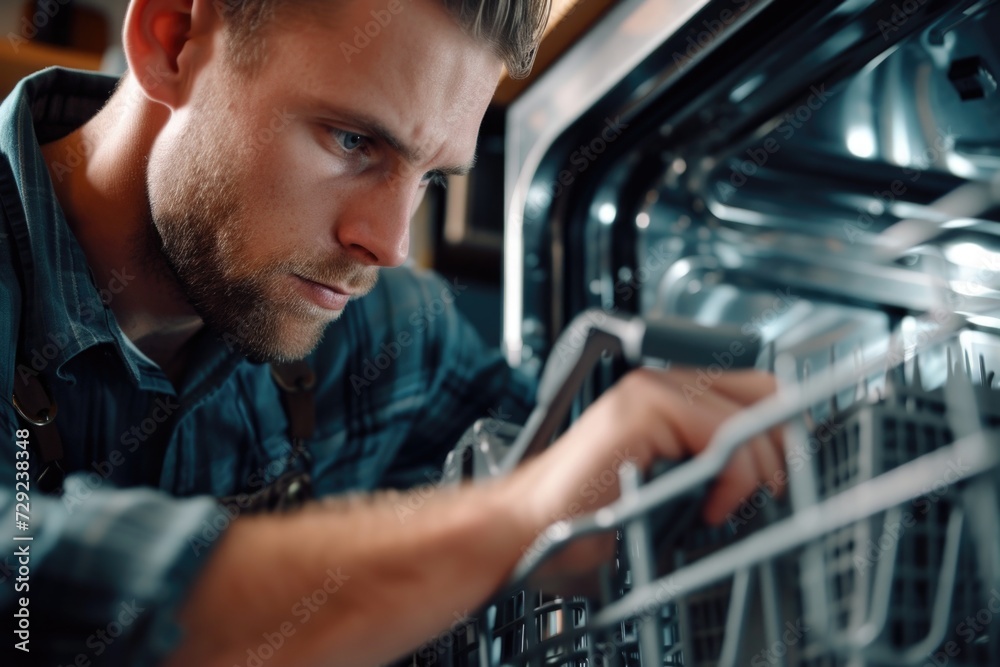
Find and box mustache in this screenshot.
[291,258,380,295]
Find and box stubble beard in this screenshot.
[141,123,377,363]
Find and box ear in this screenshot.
[122,0,221,109]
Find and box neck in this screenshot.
[41,74,204,374]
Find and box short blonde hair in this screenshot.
[214,0,552,79]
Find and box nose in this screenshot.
[335,174,419,268]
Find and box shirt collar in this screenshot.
[0,67,235,395]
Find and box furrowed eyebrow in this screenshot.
[325,106,477,176]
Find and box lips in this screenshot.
[293,275,352,311]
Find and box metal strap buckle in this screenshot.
[11,381,58,426]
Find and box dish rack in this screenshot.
[391,304,1000,667]
[437,0,1000,664]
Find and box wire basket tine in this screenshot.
[757,560,786,667]
[620,462,662,667]
[591,432,998,632]
[829,345,839,415]
[716,567,753,667]
[962,477,1000,617]
[851,506,905,649]
[859,506,964,665]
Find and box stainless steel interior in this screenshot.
[626,0,1000,398]
[505,0,1000,377]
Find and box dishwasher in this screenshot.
[395,0,1000,665]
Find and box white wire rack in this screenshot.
[392,235,1000,667]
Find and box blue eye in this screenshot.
[333,130,367,152]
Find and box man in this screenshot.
[0,0,786,665]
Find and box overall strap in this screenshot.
[268,360,317,443]
[216,360,318,512]
[10,358,317,498]
[11,364,65,493]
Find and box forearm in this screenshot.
[166,367,783,667]
[167,474,539,667]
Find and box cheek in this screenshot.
[256,130,355,244]
[244,189,331,262]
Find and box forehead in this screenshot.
[257,0,503,162]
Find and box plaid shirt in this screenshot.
[0,68,536,666]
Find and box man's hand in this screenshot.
[509,367,784,588]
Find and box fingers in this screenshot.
[596,368,718,463]
[702,431,786,526]
[665,367,778,406]
[631,368,783,523]
[674,367,786,452]
[656,375,785,524]
[556,366,786,532]
[703,445,760,526]
[528,532,618,597]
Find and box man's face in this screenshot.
[144,0,501,362]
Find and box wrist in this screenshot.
[494,451,566,549]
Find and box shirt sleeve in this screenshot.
[0,403,229,667]
[378,270,538,490]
